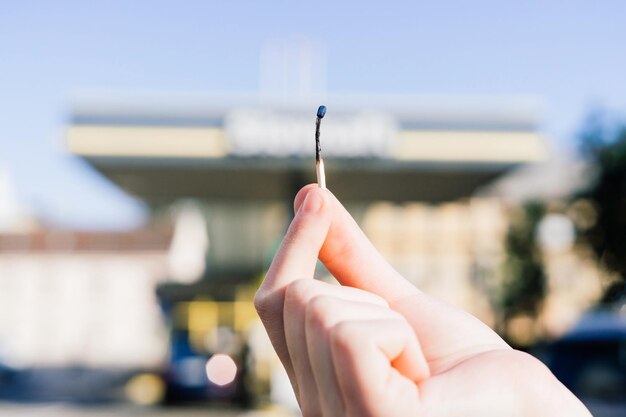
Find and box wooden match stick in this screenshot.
[315,105,327,189]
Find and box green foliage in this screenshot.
[501,202,547,320]
[577,113,626,302]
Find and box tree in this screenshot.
[576,112,626,304]
[498,202,547,344]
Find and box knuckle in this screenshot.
[253,289,277,320]
[284,279,316,304]
[253,290,267,313]
[305,295,337,330]
[330,321,360,353]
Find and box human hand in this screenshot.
[254,185,591,417]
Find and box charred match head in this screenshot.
[315,105,326,162]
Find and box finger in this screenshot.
[294,184,418,302]
[330,320,428,417]
[305,296,428,417]
[254,187,332,398]
[284,279,388,416]
[392,293,509,374]
[296,185,509,371]
[263,187,332,296]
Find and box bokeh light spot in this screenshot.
[205,353,237,386]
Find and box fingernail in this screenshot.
[301,190,323,214]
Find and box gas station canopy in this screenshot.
[66,94,547,203]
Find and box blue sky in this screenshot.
[1,1,625,229]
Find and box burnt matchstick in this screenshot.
[315,105,327,189]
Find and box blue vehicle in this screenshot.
[541,310,626,416]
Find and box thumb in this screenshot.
[294,185,418,303]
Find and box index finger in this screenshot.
[254,187,333,399]
[294,184,418,302]
[258,187,333,301]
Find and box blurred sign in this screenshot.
[225,108,396,158]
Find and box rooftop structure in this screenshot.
[66,93,547,204]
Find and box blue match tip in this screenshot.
[317,105,327,118]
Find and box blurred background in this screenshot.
[1,1,626,416]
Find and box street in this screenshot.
[0,404,298,417]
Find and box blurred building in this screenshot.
[64,94,552,318]
[65,93,545,280]
[0,227,171,369]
